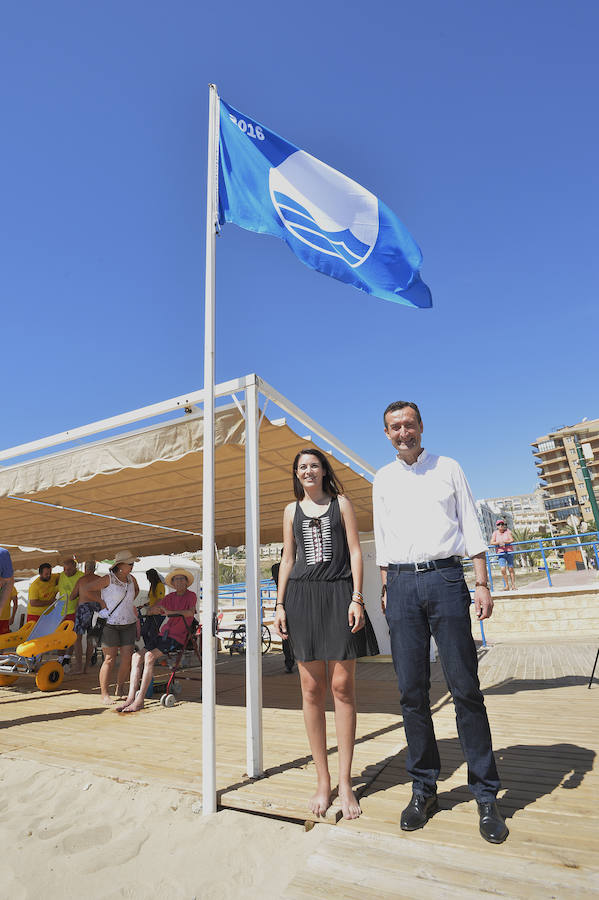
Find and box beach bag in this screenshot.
[90,584,129,643]
[89,611,106,642]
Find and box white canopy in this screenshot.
[0,376,374,577]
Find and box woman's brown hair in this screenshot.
[292,448,345,500]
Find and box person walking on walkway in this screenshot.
[274,448,378,820]
[490,519,516,590]
[373,401,508,844]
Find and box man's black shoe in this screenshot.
[478,801,509,843]
[400,793,439,831]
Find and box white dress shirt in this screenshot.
[373,450,487,566]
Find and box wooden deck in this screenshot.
[1,639,598,897]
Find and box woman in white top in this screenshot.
[95,550,140,704]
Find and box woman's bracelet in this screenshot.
[351,591,364,600]
[350,598,365,607]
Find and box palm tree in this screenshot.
[511,527,542,569]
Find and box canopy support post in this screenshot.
[245,375,263,777]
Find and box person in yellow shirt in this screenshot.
[57,554,84,621]
[27,563,59,623]
[0,585,18,634]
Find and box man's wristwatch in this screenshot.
[475,581,489,589]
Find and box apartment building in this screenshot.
[479,488,549,537]
[532,418,599,531]
[476,500,514,543]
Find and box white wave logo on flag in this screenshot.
[269,151,379,268]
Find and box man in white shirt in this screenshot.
[373,401,508,844]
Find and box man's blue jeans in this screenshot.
[385,563,501,802]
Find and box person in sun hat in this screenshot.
[489,519,516,590]
[93,550,140,703]
[117,567,197,713]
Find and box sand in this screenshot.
[0,756,327,900]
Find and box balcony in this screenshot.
[539,463,571,477]
[532,438,557,453]
[532,448,567,463]
[544,490,578,506]
[543,476,575,491]
[552,506,581,521]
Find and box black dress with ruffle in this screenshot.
[284,497,379,661]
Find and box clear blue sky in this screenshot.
[2,0,597,499]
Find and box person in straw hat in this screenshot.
[93,550,140,703]
[117,567,197,713]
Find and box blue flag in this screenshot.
[218,99,431,308]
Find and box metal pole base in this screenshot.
[588,648,599,689]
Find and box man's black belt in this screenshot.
[388,556,462,573]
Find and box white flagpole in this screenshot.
[244,375,263,777]
[202,82,220,816]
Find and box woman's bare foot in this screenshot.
[100,694,115,705]
[338,784,361,820]
[116,689,141,711]
[119,697,144,714]
[309,778,331,817]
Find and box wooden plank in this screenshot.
[284,828,599,899]
[0,640,597,896]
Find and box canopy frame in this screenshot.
[0,373,375,812]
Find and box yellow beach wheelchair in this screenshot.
[0,619,36,653]
[0,597,76,691]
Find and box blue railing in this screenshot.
[463,531,599,591]
[219,532,599,653]
[218,578,276,611]
[463,530,599,648]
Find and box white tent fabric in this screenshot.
[0,409,245,495]
[0,407,373,576]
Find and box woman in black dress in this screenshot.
[274,448,377,820]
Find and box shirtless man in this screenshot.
[70,561,103,673]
